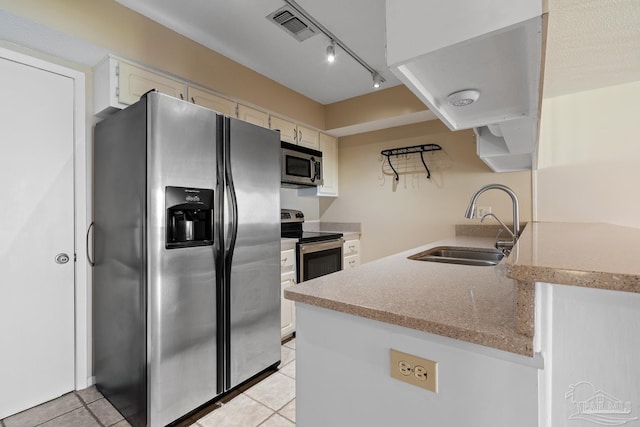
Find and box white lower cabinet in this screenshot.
[281,271,296,339]
[281,248,296,339]
[343,238,360,269]
[344,255,360,270]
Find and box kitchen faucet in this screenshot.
[464,184,520,253]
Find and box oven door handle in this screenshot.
[299,238,344,254]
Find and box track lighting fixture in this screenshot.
[326,40,336,63]
[282,0,385,88]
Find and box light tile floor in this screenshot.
[0,339,296,427]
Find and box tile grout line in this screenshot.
[256,412,280,426]
[75,391,107,427]
[31,394,88,427]
[276,397,296,424]
[32,403,98,426]
[241,392,281,414]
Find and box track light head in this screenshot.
[372,73,383,89]
[326,41,336,63]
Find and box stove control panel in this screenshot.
[281,209,304,223]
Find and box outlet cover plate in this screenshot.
[390,349,438,393]
[477,206,492,219]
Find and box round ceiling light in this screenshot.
[447,89,480,107]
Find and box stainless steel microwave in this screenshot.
[281,141,323,187]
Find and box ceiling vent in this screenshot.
[267,6,318,42]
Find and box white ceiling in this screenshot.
[114,0,401,105]
[544,0,640,97]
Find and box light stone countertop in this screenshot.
[285,235,534,357]
[505,222,640,292]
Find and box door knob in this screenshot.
[55,253,70,264]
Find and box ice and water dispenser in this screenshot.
[165,186,214,249]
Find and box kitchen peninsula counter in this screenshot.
[505,222,640,293]
[285,234,534,357]
[286,221,640,360]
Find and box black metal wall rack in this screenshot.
[380,144,442,181]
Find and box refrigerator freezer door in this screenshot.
[146,93,219,426]
[225,117,281,389]
[94,99,148,427]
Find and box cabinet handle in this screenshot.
[349,245,356,251]
[299,129,302,142]
[281,257,287,265]
[349,260,356,266]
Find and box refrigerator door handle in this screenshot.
[224,120,238,262]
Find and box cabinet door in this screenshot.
[344,254,360,270]
[318,133,339,196]
[297,124,320,150]
[343,239,360,258]
[188,86,236,116]
[270,116,297,144]
[281,248,296,275]
[118,60,186,105]
[238,104,270,128]
[281,271,296,338]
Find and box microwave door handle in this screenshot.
[311,158,321,183]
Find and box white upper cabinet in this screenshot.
[270,116,298,144]
[296,125,319,150]
[237,104,270,128]
[94,56,187,117]
[298,133,338,197]
[270,116,320,150]
[386,0,545,172]
[317,133,338,196]
[188,86,237,117]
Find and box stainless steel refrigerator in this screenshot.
[94,92,281,427]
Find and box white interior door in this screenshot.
[0,56,75,418]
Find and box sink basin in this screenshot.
[408,246,504,267]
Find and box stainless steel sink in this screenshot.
[408,246,505,267]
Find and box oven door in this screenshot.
[298,239,344,282]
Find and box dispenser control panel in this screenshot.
[165,186,214,249]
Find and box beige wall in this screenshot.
[320,121,532,262]
[535,80,640,228]
[0,0,325,129]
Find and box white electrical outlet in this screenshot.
[477,206,491,219]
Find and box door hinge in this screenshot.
[115,63,119,76]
